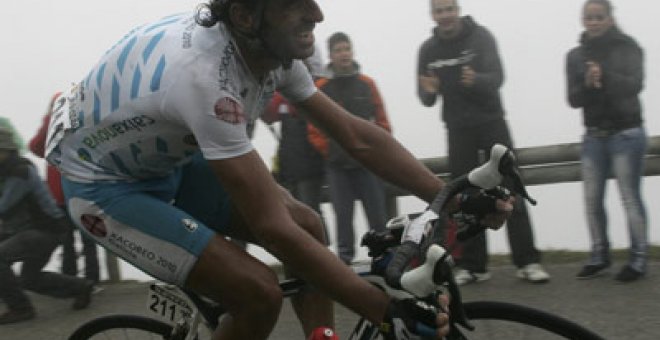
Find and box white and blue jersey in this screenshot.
[47,13,316,182]
[47,13,317,285]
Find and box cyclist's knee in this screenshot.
[237,272,283,317]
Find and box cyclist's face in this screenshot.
[261,0,324,60]
[582,3,613,38]
[431,0,461,38]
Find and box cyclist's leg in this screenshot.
[63,177,283,340]
[222,185,335,336]
[186,235,283,339]
[279,186,335,335]
[175,153,332,337]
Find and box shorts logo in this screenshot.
[214,97,246,124]
[81,214,108,238]
[182,219,198,232]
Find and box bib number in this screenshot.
[45,85,81,159]
[146,284,194,324]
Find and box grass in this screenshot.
[488,244,660,266]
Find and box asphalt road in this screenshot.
[1,260,658,339]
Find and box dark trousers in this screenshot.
[0,230,90,311]
[61,218,100,283]
[327,165,387,263]
[447,119,540,272]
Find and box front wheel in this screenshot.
[348,300,604,339]
[68,315,174,340]
[460,301,604,340]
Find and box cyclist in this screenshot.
[46,0,513,339]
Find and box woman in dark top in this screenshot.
[566,0,648,282]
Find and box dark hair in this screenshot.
[584,0,613,16]
[327,32,351,52]
[195,0,262,27]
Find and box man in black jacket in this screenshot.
[417,0,550,285]
[0,127,94,324]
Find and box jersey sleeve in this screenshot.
[277,60,317,103]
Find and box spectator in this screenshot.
[0,117,25,153]
[416,0,550,284]
[29,92,100,283]
[262,47,327,231]
[308,32,391,264]
[567,0,648,282]
[0,127,94,325]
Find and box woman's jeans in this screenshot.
[582,126,648,272]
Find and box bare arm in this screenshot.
[208,151,390,322]
[297,91,444,203]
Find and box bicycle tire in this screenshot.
[461,301,604,340]
[68,315,174,340]
[349,300,604,340]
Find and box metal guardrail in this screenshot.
[389,135,660,196]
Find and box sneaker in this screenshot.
[516,263,550,283]
[0,308,36,325]
[454,268,491,286]
[576,263,610,280]
[72,280,94,310]
[614,265,644,283]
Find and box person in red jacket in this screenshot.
[29,92,99,283]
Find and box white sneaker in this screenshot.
[517,263,550,283]
[454,268,491,286]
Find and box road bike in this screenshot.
[68,145,605,339]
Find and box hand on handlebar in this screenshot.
[482,195,514,230]
[457,187,514,230]
[381,294,450,339]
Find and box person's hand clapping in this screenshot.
[461,65,476,87]
[585,61,602,89]
[419,71,441,94]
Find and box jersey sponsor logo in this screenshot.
[214,97,246,124]
[81,214,108,238]
[181,18,196,49]
[181,218,198,232]
[108,232,178,273]
[218,43,237,95]
[427,50,477,70]
[82,115,157,149]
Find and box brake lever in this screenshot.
[468,144,537,206]
[495,146,537,206]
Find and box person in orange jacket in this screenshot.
[308,32,392,264]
